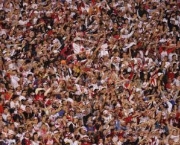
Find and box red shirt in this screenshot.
[35,94,44,101]
[167,47,176,54]
[124,115,133,124]
[176,112,180,120]
[165,83,172,89]
[81,142,91,145]
[113,35,120,39]
[118,132,124,138]
[167,72,175,80]
[22,138,31,145]
[0,104,4,114]
[4,92,12,101]
[26,139,31,145]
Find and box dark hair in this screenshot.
[31,132,38,140]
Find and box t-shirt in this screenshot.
[0,104,4,114]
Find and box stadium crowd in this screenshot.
[0,0,180,144]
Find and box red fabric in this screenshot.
[137,42,142,47]
[81,143,91,145]
[67,86,73,90]
[128,72,134,80]
[45,100,52,106]
[113,35,120,39]
[4,92,12,101]
[0,104,4,114]
[167,47,176,54]
[113,8,118,14]
[118,111,123,118]
[124,115,133,124]
[60,46,68,57]
[78,4,83,14]
[124,82,130,89]
[118,132,124,138]
[51,13,58,19]
[176,112,180,120]
[35,94,44,101]
[159,46,166,54]
[6,73,11,78]
[165,83,171,89]
[24,139,31,145]
[26,22,32,27]
[167,72,174,80]
[91,0,96,5]
[83,67,91,72]
[47,30,53,36]
[52,13,60,23]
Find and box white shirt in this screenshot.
[31,141,40,145]
[10,100,19,109]
[99,43,109,57]
[117,140,123,145]
[66,0,72,3]
[6,139,16,145]
[173,79,180,87]
[73,141,80,145]
[161,51,168,59]
[103,114,112,123]
[72,43,84,54]
[0,29,6,36]
[2,113,10,121]
[170,135,179,143]
[19,19,29,25]
[10,75,20,89]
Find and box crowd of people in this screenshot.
[0,0,180,144]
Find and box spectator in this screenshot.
[0,0,180,145]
